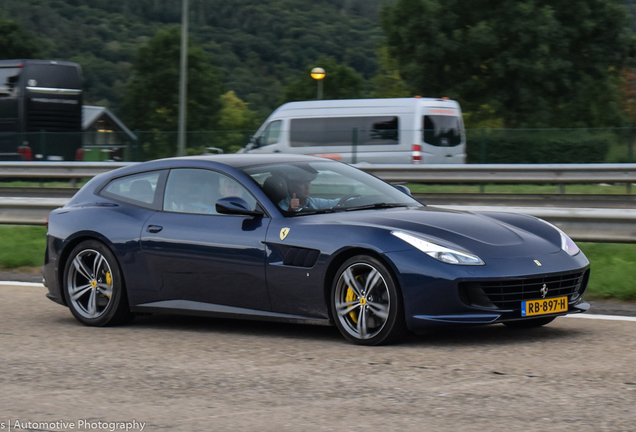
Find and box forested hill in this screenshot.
[0,0,389,115]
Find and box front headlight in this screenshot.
[538,220,580,256]
[391,231,485,265]
[559,230,580,256]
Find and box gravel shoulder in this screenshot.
[1,283,636,432]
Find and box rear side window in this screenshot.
[290,116,399,147]
[100,171,162,208]
[423,115,462,147]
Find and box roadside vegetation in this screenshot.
[1,225,633,301]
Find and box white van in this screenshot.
[240,98,466,164]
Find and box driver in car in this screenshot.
[279,170,339,211]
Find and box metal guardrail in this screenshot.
[1,197,634,243]
[1,161,636,183]
[0,197,67,226]
[358,163,636,184]
[440,206,636,243]
[0,161,132,179]
[1,162,636,242]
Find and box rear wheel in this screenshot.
[503,316,556,328]
[63,240,133,326]
[331,255,406,345]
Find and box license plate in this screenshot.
[521,296,568,317]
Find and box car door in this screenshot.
[140,168,272,311]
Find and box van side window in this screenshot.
[423,116,462,147]
[290,116,399,147]
[258,120,282,146]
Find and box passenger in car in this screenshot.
[279,170,338,211]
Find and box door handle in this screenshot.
[147,225,163,233]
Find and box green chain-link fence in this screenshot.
[1,127,634,163]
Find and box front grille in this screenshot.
[459,271,587,309]
[27,110,81,132]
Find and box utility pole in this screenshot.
[177,0,189,156]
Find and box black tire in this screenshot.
[62,240,134,326]
[503,316,556,328]
[331,255,407,345]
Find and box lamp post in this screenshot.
[177,0,189,157]
[311,67,325,100]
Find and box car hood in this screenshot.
[312,206,561,258]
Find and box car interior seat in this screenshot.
[128,179,154,203]
[262,174,288,205]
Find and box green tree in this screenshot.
[282,57,365,102]
[370,46,411,98]
[0,14,40,59]
[382,0,636,127]
[122,25,224,159]
[199,90,259,154]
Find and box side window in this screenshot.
[367,116,399,144]
[258,120,282,146]
[290,116,399,147]
[100,171,161,207]
[163,169,257,215]
[0,67,21,97]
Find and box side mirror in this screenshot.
[216,197,263,217]
[394,184,412,196]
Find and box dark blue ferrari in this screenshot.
[43,155,590,345]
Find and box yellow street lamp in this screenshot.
[311,67,325,100]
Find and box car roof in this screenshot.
[162,153,328,168]
[92,154,335,184]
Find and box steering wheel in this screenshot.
[335,193,361,207]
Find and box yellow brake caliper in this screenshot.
[346,287,358,323]
[105,271,112,298]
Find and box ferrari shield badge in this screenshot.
[280,227,290,241]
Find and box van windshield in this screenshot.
[423,115,462,147]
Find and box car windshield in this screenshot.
[242,160,421,216]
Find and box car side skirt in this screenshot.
[131,300,333,326]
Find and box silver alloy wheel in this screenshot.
[334,262,391,340]
[67,249,114,319]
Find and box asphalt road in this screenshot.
[1,284,635,432]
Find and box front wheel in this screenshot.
[63,240,133,326]
[331,255,406,345]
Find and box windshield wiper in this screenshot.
[344,203,409,212]
[291,208,340,216]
